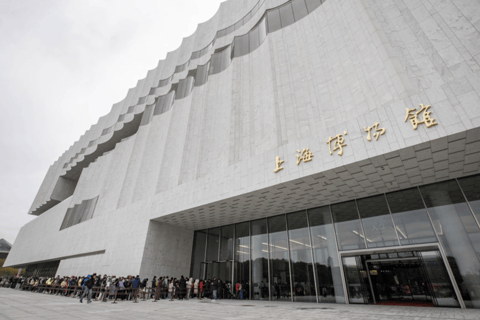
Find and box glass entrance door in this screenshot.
[343,250,460,307]
[367,258,432,305]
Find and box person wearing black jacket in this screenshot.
[80,274,95,304]
[212,278,218,301]
[151,276,157,299]
[178,276,186,300]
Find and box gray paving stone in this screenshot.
[1,288,479,320]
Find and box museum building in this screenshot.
[5,0,480,309]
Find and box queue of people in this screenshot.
[0,274,250,303]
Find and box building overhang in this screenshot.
[153,127,480,231]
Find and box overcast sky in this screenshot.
[0,0,225,243]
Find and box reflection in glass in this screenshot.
[458,174,480,227]
[190,230,207,280]
[342,256,370,304]
[220,224,234,261]
[331,201,366,251]
[235,222,250,299]
[279,2,295,28]
[386,188,437,245]
[287,211,316,302]
[357,195,399,248]
[420,181,480,308]
[309,206,345,303]
[206,227,220,261]
[251,219,269,300]
[268,215,291,301]
[267,8,281,33]
[419,251,460,307]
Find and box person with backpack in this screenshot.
[80,274,95,303]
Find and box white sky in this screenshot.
[0,0,225,243]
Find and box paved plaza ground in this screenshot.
[1,288,479,320]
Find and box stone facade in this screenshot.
[5,0,480,298]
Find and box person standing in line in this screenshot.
[151,276,157,299]
[153,277,162,302]
[179,276,186,300]
[80,274,95,303]
[168,279,174,301]
[186,277,193,299]
[212,278,218,301]
[131,275,141,303]
[140,278,148,300]
[194,279,199,299]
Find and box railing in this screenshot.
[0,282,234,302]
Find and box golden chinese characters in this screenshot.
[327,131,347,156]
[296,148,314,165]
[273,156,284,173]
[405,104,438,130]
[364,122,386,141]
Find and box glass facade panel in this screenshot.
[244,11,252,23]
[332,201,366,251]
[220,45,232,73]
[267,9,281,33]
[458,174,480,227]
[386,188,437,245]
[419,251,460,307]
[189,175,480,307]
[140,104,154,126]
[309,206,345,303]
[305,0,321,13]
[357,195,399,248]
[217,29,226,38]
[258,17,267,45]
[235,222,250,299]
[233,33,249,58]
[268,215,291,301]
[251,218,269,300]
[206,227,220,261]
[209,52,222,75]
[249,26,260,53]
[190,230,207,280]
[279,3,295,28]
[342,256,371,304]
[287,211,316,302]
[191,50,200,60]
[220,224,234,261]
[234,20,243,31]
[194,62,209,87]
[292,0,308,21]
[420,181,480,308]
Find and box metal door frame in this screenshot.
[338,243,464,308]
